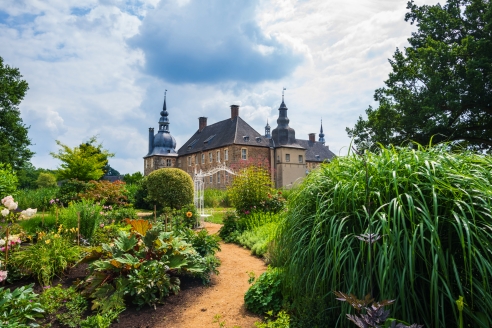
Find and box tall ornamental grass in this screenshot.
[15,187,58,209]
[273,145,492,327]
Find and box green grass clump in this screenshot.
[237,222,278,257]
[274,144,492,327]
[15,187,58,209]
[204,188,231,208]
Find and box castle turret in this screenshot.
[319,119,325,145]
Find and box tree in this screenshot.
[35,172,57,188]
[0,56,33,169]
[51,136,114,182]
[0,163,18,198]
[227,165,273,213]
[145,168,193,209]
[347,0,492,152]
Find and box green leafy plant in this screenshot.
[36,172,57,188]
[227,165,273,213]
[16,187,58,209]
[0,163,18,198]
[255,310,290,328]
[39,285,88,327]
[0,284,45,326]
[80,307,124,328]
[55,179,90,206]
[57,199,103,242]
[11,229,82,286]
[273,144,492,327]
[244,267,283,315]
[146,168,193,209]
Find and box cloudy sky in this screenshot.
[1,0,437,174]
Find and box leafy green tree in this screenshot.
[0,163,18,198]
[35,172,57,188]
[50,136,114,182]
[347,0,492,151]
[0,56,33,169]
[123,171,144,184]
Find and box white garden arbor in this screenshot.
[193,164,236,227]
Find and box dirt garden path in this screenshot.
[113,222,267,328]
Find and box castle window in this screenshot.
[145,159,148,169]
[188,156,191,166]
[241,148,248,160]
[285,154,290,162]
[217,150,220,163]
[202,153,205,164]
[225,171,229,182]
[178,159,181,167]
[209,152,213,163]
[299,155,303,163]
[166,159,172,167]
[225,149,229,161]
[243,136,249,142]
[151,159,154,167]
[210,175,213,183]
[195,155,198,165]
[217,173,220,184]
[256,137,262,143]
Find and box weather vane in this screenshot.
[282,87,286,101]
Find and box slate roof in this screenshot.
[177,116,269,155]
[296,139,336,162]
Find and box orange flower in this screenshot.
[186,211,193,218]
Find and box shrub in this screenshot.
[12,229,82,286]
[245,267,284,315]
[36,172,57,188]
[39,285,88,327]
[0,163,18,198]
[204,188,231,208]
[146,168,193,209]
[103,206,138,223]
[218,211,246,243]
[274,145,492,327]
[0,284,45,326]
[132,177,151,209]
[56,179,90,206]
[16,187,58,209]
[123,171,144,185]
[58,199,103,242]
[227,165,273,213]
[78,180,128,206]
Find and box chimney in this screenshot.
[308,133,316,142]
[230,105,239,119]
[148,128,154,153]
[199,117,207,132]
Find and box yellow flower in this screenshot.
[186,211,193,218]
[45,239,51,244]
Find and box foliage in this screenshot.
[78,180,128,206]
[39,285,88,327]
[35,172,57,188]
[51,136,115,182]
[123,171,144,184]
[237,222,278,257]
[227,165,273,213]
[0,163,18,198]
[218,211,246,243]
[273,144,492,327]
[347,0,492,152]
[103,206,138,224]
[79,220,219,311]
[132,176,151,210]
[180,228,221,257]
[0,56,33,170]
[146,168,193,209]
[11,228,82,286]
[204,188,231,208]
[57,199,103,242]
[0,284,44,327]
[245,267,284,315]
[15,187,58,210]
[55,179,90,206]
[80,308,123,328]
[334,292,423,328]
[255,311,291,328]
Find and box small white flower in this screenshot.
[1,209,9,217]
[0,270,8,282]
[0,239,5,246]
[1,196,13,206]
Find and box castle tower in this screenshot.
[319,119,325,145]
[265,119,271,138]
[271,88,296,145]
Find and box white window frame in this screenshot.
[201,153,205,164]
[188,156,191,166]
[225,149,229,161]
[217,172,220,184]
[217,150,220,163]
[299,155,303,163]
[210,175,213,183]
[167,159,172,167]
[285,154,290,162]
[241,148,247,160]
[209,152,213,163]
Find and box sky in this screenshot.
[0,0,438,174]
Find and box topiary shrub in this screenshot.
[145,168,193,210]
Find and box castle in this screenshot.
[143,91,335,189]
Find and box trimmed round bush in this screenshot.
[36,172,57,188]
[274,145,492,327]
[145,168,193,210]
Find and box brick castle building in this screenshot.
[143,91,335,189]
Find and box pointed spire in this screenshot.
[319,118,325,145]
[265,118,271,138]
[280,87,287,108]
[159,89,170,132]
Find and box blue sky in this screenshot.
[0,0,436,174]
